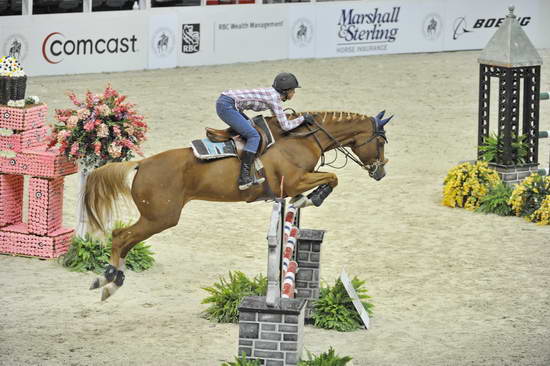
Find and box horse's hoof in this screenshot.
[289,194,302,203]
[101,287,112,301]
[101,283,119,301]
[290,195,311,208]
[89,278,101,290]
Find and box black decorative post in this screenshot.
[477,6,543,184]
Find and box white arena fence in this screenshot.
[0,0,549,76]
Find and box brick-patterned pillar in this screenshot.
[0,103,77,258]
[0,174,24,227]
[238,296,306,366]
[28,176,64,235]
[295,229,325,320]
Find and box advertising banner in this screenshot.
[149,13,178,69]
[176,6,288,67]
[0,12,148,76]
[1,0,548,77]
[176,7,215,67]
[288,5,317,59]
[314,0,446,59]
[443,0,546,51]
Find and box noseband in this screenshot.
[354,117,388,177]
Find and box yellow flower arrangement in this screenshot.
[442,161,501,211]
[529,195,550,225]
[509,173,550,225]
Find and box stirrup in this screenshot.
[239,175,265,190]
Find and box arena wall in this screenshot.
[1,0,548,76]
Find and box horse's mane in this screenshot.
[294,111,371,123]
[267,111,370,126]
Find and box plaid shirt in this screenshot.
[222,87,304,131]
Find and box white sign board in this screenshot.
[314,0,446,59]
[176,6,288,67]
[0,12,149,76]
[1,0,548,77]
[442,0,546,51]
[149,13,178,70]
[288,5,316,59]
[340,269,370,330]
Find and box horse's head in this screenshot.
[350,111,392,181]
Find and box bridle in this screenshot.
[287,111,387,177]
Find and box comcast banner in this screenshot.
[313,0,446,59]
[0,12,148,76]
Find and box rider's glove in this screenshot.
[302,113,315,126]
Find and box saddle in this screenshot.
[205,115,275,158]
[190,115,277,202]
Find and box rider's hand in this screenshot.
[302,113,315,126]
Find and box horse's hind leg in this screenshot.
[88,226,128,292]
[95,213,181,301]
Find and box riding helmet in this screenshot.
[272,72,301,93]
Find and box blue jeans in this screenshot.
[216,94,260,153]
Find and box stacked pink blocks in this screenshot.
[0,104,77,258]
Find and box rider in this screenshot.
[216,72,315,190]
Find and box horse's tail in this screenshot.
[84,161,139,233]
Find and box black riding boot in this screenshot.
[238,151,256,190]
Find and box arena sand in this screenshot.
[1,50,550,366]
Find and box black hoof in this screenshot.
[89,278,101,290]
[101,287,111,301]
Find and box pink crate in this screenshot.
[0,147,78,178]
[0,104,47,130]
[0,224,73,258]
[0,126,48,152]
[0,174,24,227]
[28,176,64,235]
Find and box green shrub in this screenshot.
[298,347,352,366]
[221,353,261,366]
[61,235,109,273]
[479,132,528,165]
[509,173,550,224]
[475,181,514,216]
[202,271,267,323]
[312,277,373,332]
[61,221,154,273]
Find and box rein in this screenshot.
[287,113,385,176]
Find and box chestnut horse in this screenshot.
[86,111,392,300]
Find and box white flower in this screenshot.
[97,123,109,138]
[0,128,14,136]
[67,115,79,128]
[26,96,40,104]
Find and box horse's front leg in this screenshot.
[287,171,338,208]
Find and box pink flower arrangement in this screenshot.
[47,85,148,169]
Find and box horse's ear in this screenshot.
[374,111,393,128]
[380,115,394,127]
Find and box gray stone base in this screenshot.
[488,163,540,186]
[238,296,306,366]
[295,229,325,320]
